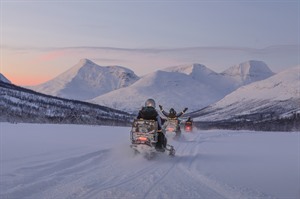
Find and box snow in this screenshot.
[193,66,300,121]
[1,123,299,199]
[0,73,11,84]
[89,70,222,113]
[28,59,275,114]
[90,61,275,113]
[28,59,139,101]
[218,66,299,103]
[221,60,275,86]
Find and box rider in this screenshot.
[137,99,166,151]
[159,105,188,133]
[159,105,188,119]
[185,117,193,130]
[186,117,193,124]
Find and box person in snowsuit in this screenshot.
[185,117,193,131]
[186,117,193,124]
[137,99,167,151]
[159,105,188,134]
[159,106,188,120]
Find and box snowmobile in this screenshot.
[184,121,193,132]
[130,119,175,159]
[163,118,181,137]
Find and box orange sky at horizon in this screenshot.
[2,44,299,87]
[1,49,75,86]
[4,73,52,86]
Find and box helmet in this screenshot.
[169,108,176,115]
[145,98,156,108]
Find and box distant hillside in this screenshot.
[0,73,11,84]
[0,81,134,126]
[189,66,300,131]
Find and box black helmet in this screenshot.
[169,108,176,115]
[145,98,156,108]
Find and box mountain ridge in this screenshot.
[28,59,140,100]
[190,66,300,122]
[90,60,275,113]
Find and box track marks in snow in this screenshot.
[173,131,277,199]
[1,149,111,199]
[1,129,278,199]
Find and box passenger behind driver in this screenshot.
[159,105,188,131]
[159,105,188,119]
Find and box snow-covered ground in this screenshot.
[1,123,299,199]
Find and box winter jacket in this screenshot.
[137,106,162,130]
[161,109,185,119]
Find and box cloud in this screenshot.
[36,50,66,62]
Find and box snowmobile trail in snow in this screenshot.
[1,124,297,199]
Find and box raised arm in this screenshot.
[176,107,188,117]
[159,105,169,117]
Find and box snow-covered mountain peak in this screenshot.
[29,59,139,100]
[193,66,300,122]
[162,63,224,87]
[219,66,299,103]
[79,58,94,65]
[0,73,11,84]
[221,60,274,84]
[90,69,226,113]
[133,70,186,87]
[163,63,216,76]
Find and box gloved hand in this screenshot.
[159,105,163,110]
[183,107,188,112]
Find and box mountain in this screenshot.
[90,61,274,113]
[0,73,11,84]
[163,61,274,92]
[162,63,237,94]
[191,66,300,123]
[0,81,133,125]
[90,70,217,113]
[27,59,275,114]
[221,60,275,87]
[28,59,140,100]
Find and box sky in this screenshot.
[0,0,299,86]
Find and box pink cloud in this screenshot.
[29,50,68,64]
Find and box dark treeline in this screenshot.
[1,81,134,126]
[194,114,300,132]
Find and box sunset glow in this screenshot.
[1,1,299,86]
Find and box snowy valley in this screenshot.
[1,123,299,199]
[1,62,299,199]
[1,59,299,131]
